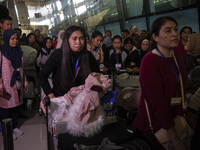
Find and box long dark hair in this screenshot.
[26,33,36,44]
[150,16,178,50]
[112,35,122,43]
[91,30,103,39]
[124,37,134,46]
[61,25,90,92]
[43,37,53,50]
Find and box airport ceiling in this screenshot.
[15,0,49,7]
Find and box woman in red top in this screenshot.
[132,16,188,150]
[173,26,192,56]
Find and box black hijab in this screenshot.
[0,29,23,87]
[140,38,149,60]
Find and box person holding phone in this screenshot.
[0,29,28,140]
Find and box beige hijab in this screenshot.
[188,33,200,57]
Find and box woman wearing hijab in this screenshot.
[127,38,149,74]
[0,29,28,140]
[54,30,65,49]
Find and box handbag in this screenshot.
[144,52,194,150]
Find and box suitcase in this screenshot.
[117,75,140,88]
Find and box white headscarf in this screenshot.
[56,30,65,49]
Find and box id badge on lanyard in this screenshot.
[114,49,121,68]
[170,87,181,105]
[115,63,122,68]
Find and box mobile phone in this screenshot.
[1,88,11,101]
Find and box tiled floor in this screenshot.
[0,100,51,150]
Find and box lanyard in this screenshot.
[156,48,180,83]
[92,49,97,59]
[72,56,80,78]
[114,49,120,63]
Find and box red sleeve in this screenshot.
[54,41,58,49]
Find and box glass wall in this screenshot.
[149,8,199,33]
[105,22,121,36]
[124,0,144,17]
[149,0,198,13]
[46,0,199,37]
[123,17,147,33]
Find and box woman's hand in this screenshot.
[48,93,55,99]
[132,67,139,73]
[126,67,133,72]
[172,138,186,150]
[167,127,187,150]
[24,85,28,93]
[0,88,3,96]
[40,100,46,115]
[101,66,108,72]
[116,68,120,72]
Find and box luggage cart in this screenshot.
[43,96,68,150]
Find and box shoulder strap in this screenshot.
[144,99,154,132]
[171,52,185,109]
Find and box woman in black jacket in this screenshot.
[38,26,99,98]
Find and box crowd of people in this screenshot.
[1,4,200,150]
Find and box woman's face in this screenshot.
[141,41,149,51]
[38,35,44,43]
[52,36,56,41]
[124,43,133,51]
[69,30,85,52]
[112,38,122,50]
[91,36,103,48]
[180,28,191,41]
[34,30,40,37]
[153,21,179,50]
[9,33,18,48]
[60,32,64,40]
[46,39,52,49]
[28,35,35,44]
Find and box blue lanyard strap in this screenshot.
[156,48,180,83]
[72,56,80,78]
[114,49,120,62]
[92,49,97,59]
